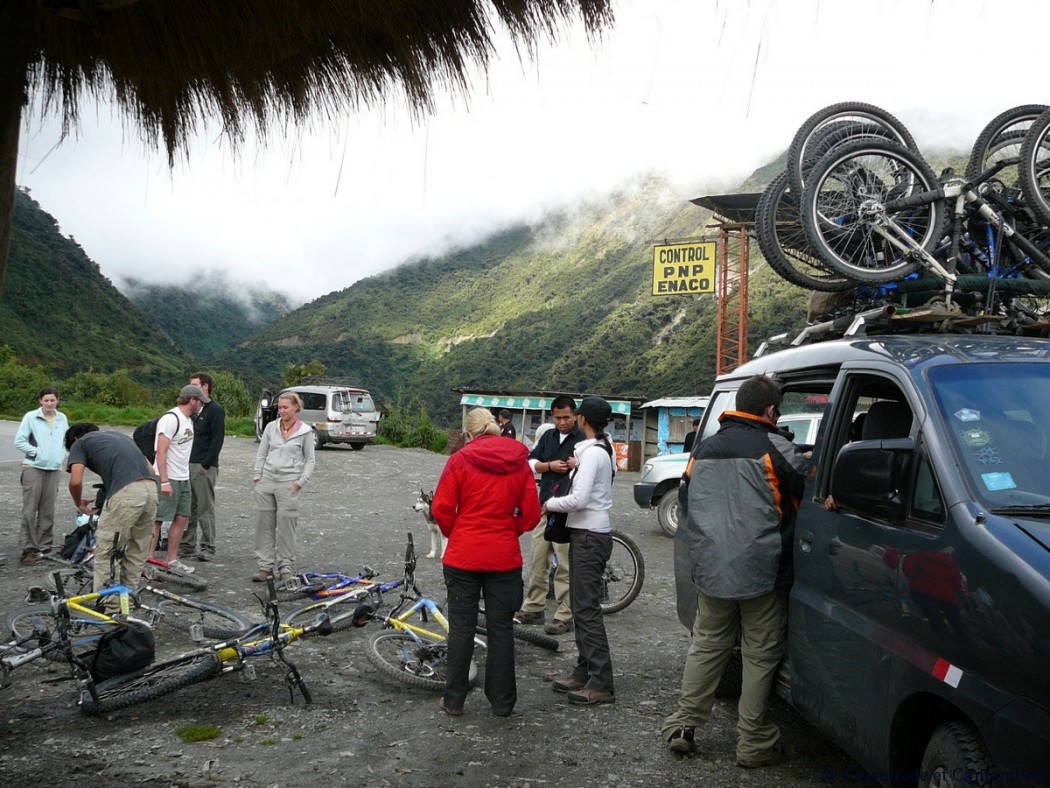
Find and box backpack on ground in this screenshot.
[88,620,156,681]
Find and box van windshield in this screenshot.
[929,363,1050,507]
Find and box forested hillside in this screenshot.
[0,188,194,382]
[218,173,813,423]
[124,275,291,362]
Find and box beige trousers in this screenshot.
[519,524,572,623]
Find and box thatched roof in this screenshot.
[0,0,615,295]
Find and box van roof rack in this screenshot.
[300,377,369,388]
[756,276,1050,356]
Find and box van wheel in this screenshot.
[350,443,365,451]
[657,494,680,537]
[919,722,995,787]
[313,430,324,450]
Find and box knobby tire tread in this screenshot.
[143,563,208,592]
[80,652,221,715]
[156,599,252,640]
[601,531,645,615]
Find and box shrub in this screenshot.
[209,370,255,418]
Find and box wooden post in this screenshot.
[0,2,34,299]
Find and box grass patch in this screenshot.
[259,738,278,746]
[175,724,222,742]
[253,715,268,725]
[292,732,303,741]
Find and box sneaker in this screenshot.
[252,569,274,583]
[551,677,586,694]
[167,558,196,574]
[513,610,544,626]
[668,727,696,754]
[544,619,573,636]
[566,687,615,706]
[196,552,213,563]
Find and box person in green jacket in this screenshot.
[14,387,69,565]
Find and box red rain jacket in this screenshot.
[431,434,541,572]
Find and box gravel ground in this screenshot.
[0,428,865,787]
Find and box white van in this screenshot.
[255,385,380,450]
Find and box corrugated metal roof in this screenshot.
[640,396,710,409]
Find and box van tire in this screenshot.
[313,430,324,450]
[919,722,995,787]
[657,493,680,537]
[350,443,365,451]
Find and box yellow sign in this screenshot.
[651,241,716,296]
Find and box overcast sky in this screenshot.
[14,0,1047,303]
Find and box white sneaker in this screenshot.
[167,558,196,574]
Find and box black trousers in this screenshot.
[443,565,524,714]
[569,530,614,693]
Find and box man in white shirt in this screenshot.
[148,384,206,573]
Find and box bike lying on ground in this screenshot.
[362,534,559,692]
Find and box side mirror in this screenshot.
[830,438,914,523]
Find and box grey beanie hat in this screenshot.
[578,396,612,429]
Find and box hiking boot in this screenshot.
[279,568,294,582]
[544,619,573,636]
[252,568,274,583]
[551,677,586,694]
[736,743,787,769]
[668,727,696,754]
[167,558,196,574]
[19,551,39,566]
[566,688,615,706]
[513,610,544,626]
[196,552,213,563]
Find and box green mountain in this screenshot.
[218,173,812,423]
[0,188,194,382]
[123,275,292,363]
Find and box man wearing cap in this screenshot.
[148,384,207,574]
[498,409,516,440]
[181,372,225,562]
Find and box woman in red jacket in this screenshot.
[431,407,541,717]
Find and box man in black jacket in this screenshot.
[514,396,583,636]
[662,375,808,766]
[182,372,225,561]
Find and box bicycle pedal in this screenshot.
[239,663,257,683]
[188,623,206,642]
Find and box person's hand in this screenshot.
[160,481,173,498]
[292,481,302,491]
[77,501,97,515]
[566,457,576,470]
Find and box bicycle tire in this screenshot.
[1019,108,1050,227]
[155,599,252,640]
[80,652,221,715]
[365,629,475,691]
[475,615,560,651]
[5,604,107,662]
[802,138,944,283]
[965,104,1049,185]
[283,590,373,634]
[787,101,918,193]
[142,562,208,592]
[755,171,857,291]
[601,531,645,615]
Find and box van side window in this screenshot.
[909,454,945,526]
[299,393,326,411]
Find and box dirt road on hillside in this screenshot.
[0,427,864,786]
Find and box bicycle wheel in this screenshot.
[365,629,475,691]
[1019,108,1050,227]
[283,594,369,634]
[476,614,560,651]
[802,139,944,283]
[5,605,107,662]
[966,104,1049,187]
[80,652,221,715]
[142,561,208,592]
[600,531,645,615]
[787,101,918,193]
[156,599,252,640]
[755,171,857,292]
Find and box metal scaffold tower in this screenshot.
[690,193,760,375]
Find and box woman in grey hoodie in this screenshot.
[252,391,316,583]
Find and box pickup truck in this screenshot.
[675,332,1050,785]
